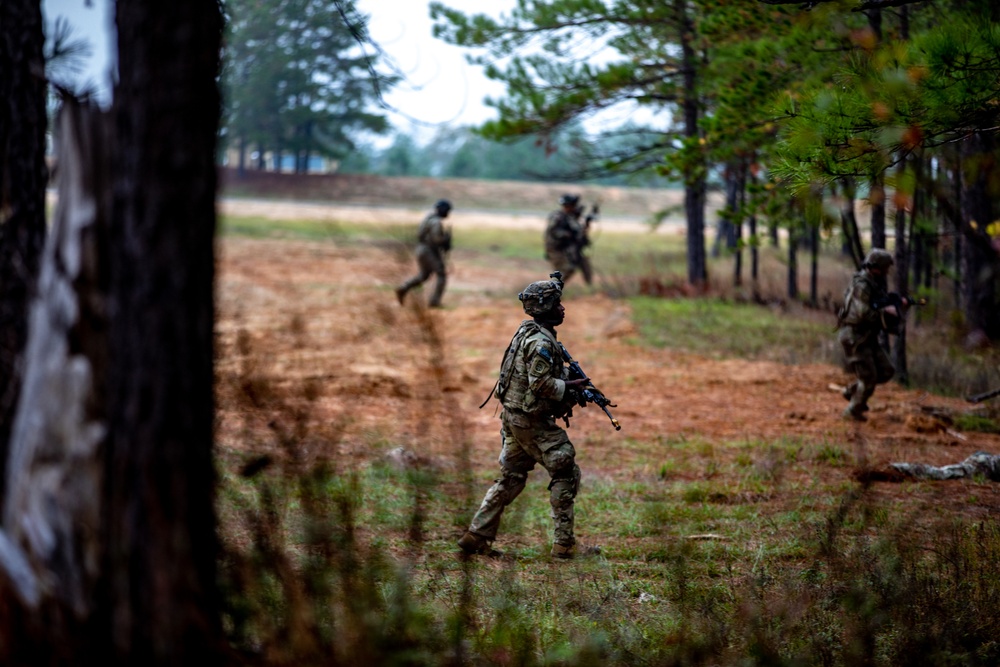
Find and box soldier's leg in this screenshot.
[428,255,447,307]
[465,428,535,543]
[846,345,879,419]
[552,252,576,284]
[578,253,593,286]
[874,344,895,386]
[397,248,434,300]
[542,442,580,551]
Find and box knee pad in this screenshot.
[548,463,580,496]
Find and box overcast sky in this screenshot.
[41,0,514,134]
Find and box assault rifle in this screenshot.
[872,292,928,311]
[558,343,621,431]
[577,203,600,247]
[872,292,928,334]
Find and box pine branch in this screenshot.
[757,0,929,10]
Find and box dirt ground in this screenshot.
[214,200,1000,528]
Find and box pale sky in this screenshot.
[41,0,514,130]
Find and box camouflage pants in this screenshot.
[467,410,580,547]
[398,245,446,306]
[545,249,578,284]
[839,327,894,414]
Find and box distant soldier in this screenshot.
[458,272,591,559]
[544,194,587,285]
[836,248,914,421]
[396,199,453,308]
[570,199,599,286]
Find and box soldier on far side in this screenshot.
[569,198,598,286]
[837,248,911,421]
[544,194,586,285]
[396,199,453,308]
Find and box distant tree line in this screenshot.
[338,123,669,187]
[220,0,670,187]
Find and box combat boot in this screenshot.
[457,531,491,555]
[842,406,868,422]
[842,382,857,402]
[551,543,575,559]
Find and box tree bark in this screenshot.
[958,134,1000,341]
[0,100,111,663]
[891,160,910,384]
[106,1,225,661]
[870,173,886,249]
[839,178,865,269]
[787,226,799,300]
[0,0,48,503]
[677,0,707,287]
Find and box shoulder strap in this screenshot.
[478,320,540,409]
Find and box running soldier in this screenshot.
[396,199,453,308]
[458,272,591,559]
[837,248,909,421]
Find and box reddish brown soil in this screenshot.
[215,212,1000,526]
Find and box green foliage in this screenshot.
[631,296,834,363]
[222,0,394,166]
[953,413,1000,435]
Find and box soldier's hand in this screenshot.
[883,305,899,317]
[565,378,590,390]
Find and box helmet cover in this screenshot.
[519,276,563,316]
[863,248,894,270]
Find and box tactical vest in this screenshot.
[838,272,884,330]
[495,320,565,415]
[417,214,439,245]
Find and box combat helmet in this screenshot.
[519,271,564,316]
[435,199,453,213]
[862,248,894,271]
[559,193,579,207]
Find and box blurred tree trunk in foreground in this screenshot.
[0,1,226,664]
[105,1,225,661]
[0,0,48,503]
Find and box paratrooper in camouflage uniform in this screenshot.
[458,273,591,559]
[544,194,587,285]
[837,248,899,421]
[396,199,453,307]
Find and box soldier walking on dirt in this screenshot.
[837,248,910,421]
[544,194,589,285]
[458,272,591,559]
[396,199,453,307]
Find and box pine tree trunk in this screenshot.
[0,0,48,502]
[959,134,1000,341]
[0,100,111,664]
[106,1,225,661]
[839,178,865,268]
[892,160,910,384]
[677,0,706,287]
[870,174,886,249]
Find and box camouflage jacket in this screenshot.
[495,320,569,417]
[544,210,581,254]
[838,270,890,337]
[417,213,451,253]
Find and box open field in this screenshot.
[214,181,1000,664]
